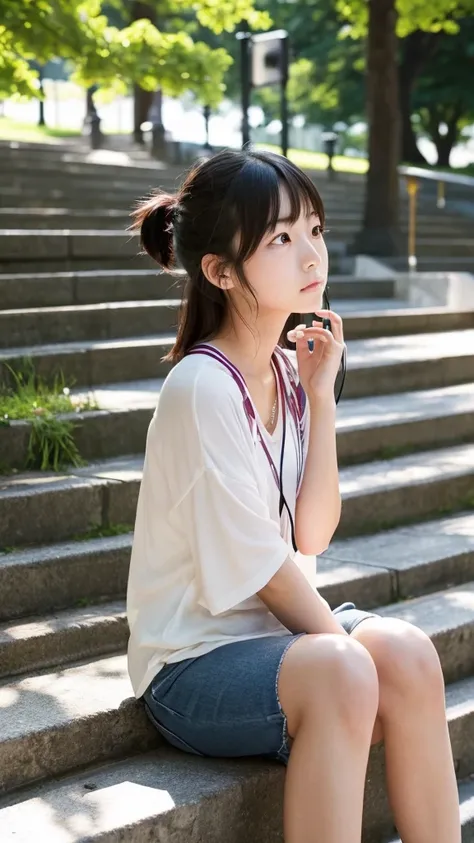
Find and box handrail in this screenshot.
[399,165,474,189]
[399,165,474,272]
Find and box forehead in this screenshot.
[277,185,318,220]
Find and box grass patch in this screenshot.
[0,117,128,144]
[0,359,96,471]
[0,117,81,143]
[71,523,133,541]
[255,143,368,175]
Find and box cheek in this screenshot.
[320,239,329,268]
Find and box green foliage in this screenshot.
[216,0,367,129]
[26,414,84,472]
[336,0,474,37]
[413,18,474,158]
[0,359,96,472]
[0,0,270,104]
[0,359,93,420]
[72,522,133,540]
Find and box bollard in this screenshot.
[437,180,446,209]
[321,131,338,179]
[151,122,166,159]
[406,175,419,272]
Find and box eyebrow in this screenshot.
[266,209,318,233]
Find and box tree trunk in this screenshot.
[400,86,426,165]
[436,109,461,167]
[425,103,462,168]
[133,87,154,143]
[352,0,401,256]
[398,31,437,165]
[132,1,156,143]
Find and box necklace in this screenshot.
[267,394,277,431]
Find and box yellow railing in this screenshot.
[399,165,474,272]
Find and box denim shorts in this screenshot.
[142,603,378,766]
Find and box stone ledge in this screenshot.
[0,665,473,841]
[0,534,132,622]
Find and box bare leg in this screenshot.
[278,633,379,843]
[352,618,461,843]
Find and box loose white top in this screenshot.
[126,345,317,698]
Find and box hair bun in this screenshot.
[130,192,178,269]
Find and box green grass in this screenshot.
[255,143,369,175]
[0,117,128,144]
[0,117,81,144]
[1,359,96,471]
[71,523,134,541]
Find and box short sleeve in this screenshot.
[166,365,290,616]
[176,467,290,616]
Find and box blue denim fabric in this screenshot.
[143,604,378,765]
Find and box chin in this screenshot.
[301,297,324,314]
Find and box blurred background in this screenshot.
[1,0,474,170]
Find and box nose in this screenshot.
[303,239,322,271]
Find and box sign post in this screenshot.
[236,29,290,157]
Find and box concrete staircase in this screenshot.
[1,139,474,273]
[1,142,474,841]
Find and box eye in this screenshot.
[312,224,325,237]
[272,232,291,245]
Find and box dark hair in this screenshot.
[130,148,328,364]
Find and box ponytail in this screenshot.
[129,192,178,270]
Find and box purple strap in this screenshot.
[186,343,305,495]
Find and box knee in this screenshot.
[359,618,445,706]
[298,634,380,733]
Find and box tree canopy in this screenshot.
[0,0,270,104]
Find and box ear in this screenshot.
[201,254,234,291]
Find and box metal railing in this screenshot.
[399,165,474,272]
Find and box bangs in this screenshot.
[225,151,325,264]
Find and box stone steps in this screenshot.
[1,608,474,841]
[2,327,473,395]
[2,295,473,347]
[0,270,395,309]
[2,229,473,280]
[4,207,470,236]
[0,269,180,309]
[1,144,473,841]
[0,600,127,679]
[2,378,474,472]
[1,745,473,843]
[0,534,133,622]
[1,509,474,677]
[0,507,472,618]
[2,442,474,548]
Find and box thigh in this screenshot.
[143,633,306,764]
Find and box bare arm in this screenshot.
[295,398,341,556]
[257,557,348,636]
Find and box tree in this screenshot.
[0,0,270,107]
[413,18,474,165]
[338,0,474,257]
[398,30,438,165]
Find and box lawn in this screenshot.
[0,118,82,143]
[256,143,369,174]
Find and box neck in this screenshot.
[209,312,289,381]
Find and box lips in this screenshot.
[301,279,324,291]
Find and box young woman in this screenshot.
[127,149,460,843]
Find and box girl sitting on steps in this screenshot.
[127,148,460,843]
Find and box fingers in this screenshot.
[287,325,341,347]
[313,309,344,343]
